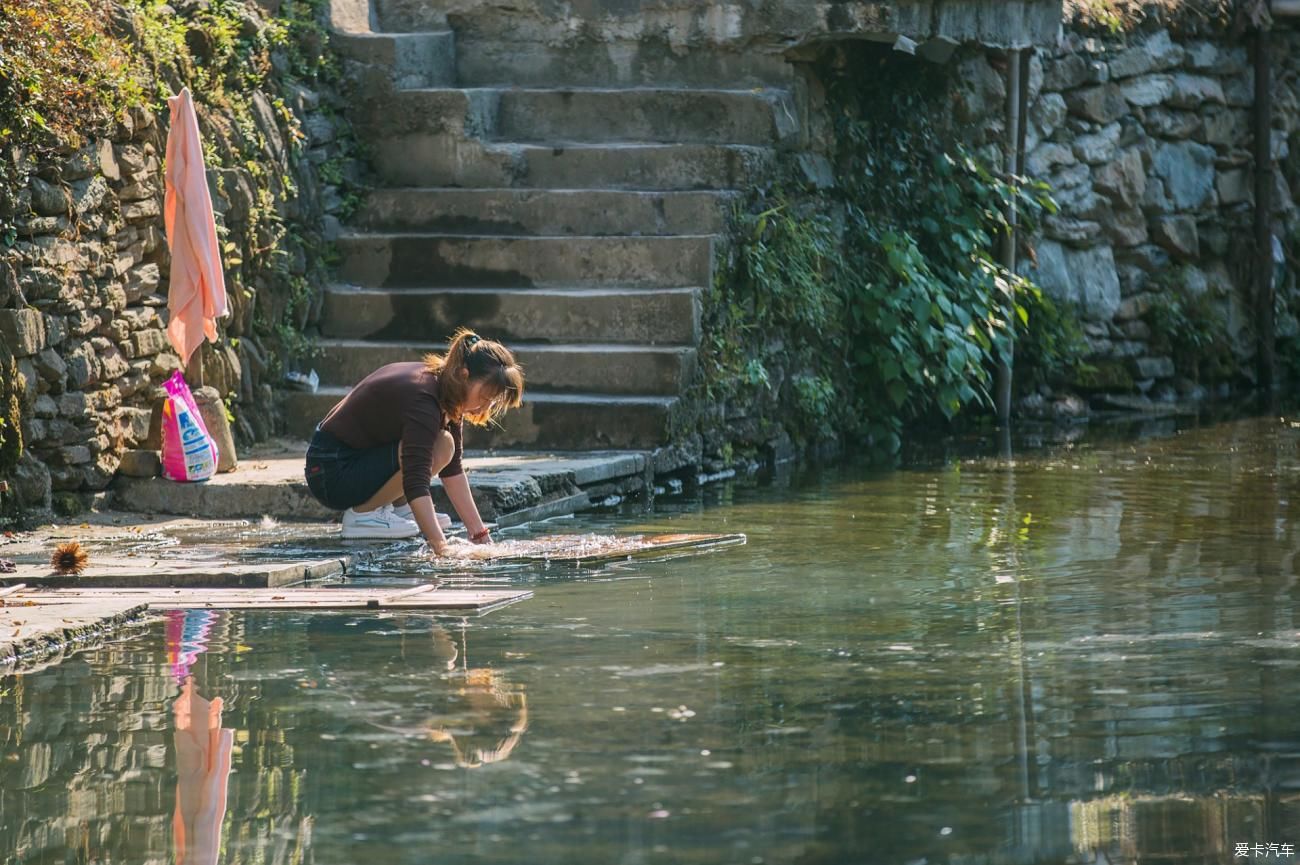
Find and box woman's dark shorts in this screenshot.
[304,424,400,511]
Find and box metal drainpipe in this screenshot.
[995,48,1023,424]
[1254,15,1275,391]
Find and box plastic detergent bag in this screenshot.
[160,369,219,482]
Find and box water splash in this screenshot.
[434,534,628,562]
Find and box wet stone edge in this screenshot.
[0,604,152,674]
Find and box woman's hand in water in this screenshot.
[426,536,458,557]
[427,537,472,557]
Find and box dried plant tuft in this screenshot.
[50,541,89,576]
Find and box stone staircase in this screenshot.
[286,0,799,451]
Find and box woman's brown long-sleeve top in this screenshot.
[319,362,464,504]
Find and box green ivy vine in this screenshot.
[696,44,1078,459]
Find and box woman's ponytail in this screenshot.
[424,328,525,426]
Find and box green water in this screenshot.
[4,413,1300,864]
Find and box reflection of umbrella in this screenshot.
[173,677,234,865]
[164,86,228,368]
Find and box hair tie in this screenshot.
[465,334,481,347]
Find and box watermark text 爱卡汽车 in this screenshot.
[1237,844,1296,858]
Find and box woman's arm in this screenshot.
[442,472,491,541]
[407,495,449,555]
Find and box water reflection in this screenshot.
[172,677,233,865]
[167,609,221,682]
[3,413,1300,862]
[0,608,536,862]
[308,616,529,770]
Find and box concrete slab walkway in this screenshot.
[19,585,531,612]
[0,584,531,672]
[112,438,652,525]
[0,513,351,588]
[0,591,149,671]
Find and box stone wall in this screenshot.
[1013,20,1300,412]
[0,0,353,519]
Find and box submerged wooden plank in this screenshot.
[445,532,748,565]
[384,584,437,602]
[11,586,532,614]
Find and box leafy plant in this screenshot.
[1146,289,1233,384]
[1063,0,1233,34]
[826,47,1056,437]
[1014,286,1092,392]
[0,0,146,152]
[1072,0,1127,34]
[696,44,1071,457]
[699,194,849,442]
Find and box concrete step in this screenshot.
[372,0,447,32]
[452,38,795,89]
[368,86,795,146]
[311,340,696,396]
[330,30,455,89]
[495,87,795,145]
[320,284,700,345]
[354,188,736,236]
[336,232,713,288]
[371,139,773,190]
[283,389,676,448]
[359,87,496,138]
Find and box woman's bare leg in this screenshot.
[355,433,454,512]
[355,471,403,513]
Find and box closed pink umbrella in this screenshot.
[164,86,228,367]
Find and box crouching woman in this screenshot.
[303,329,524,556]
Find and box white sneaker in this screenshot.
[340,504,421,539]
[392,502,452,530]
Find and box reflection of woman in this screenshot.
[172,677,234,865]
[306,615,529,768]
[375,664,530,769]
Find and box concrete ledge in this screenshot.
[0,599,150,672]
[111,440,655,524]
[370,0,1061,49]
[354,188,736,237]
[320,284,701,346]
[3,555,351,589]
[487,451,649,486]
[114,473,336,521]
[495,492,592,528]
[335,232,714,290]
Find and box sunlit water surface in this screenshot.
[4,413,1300,864]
